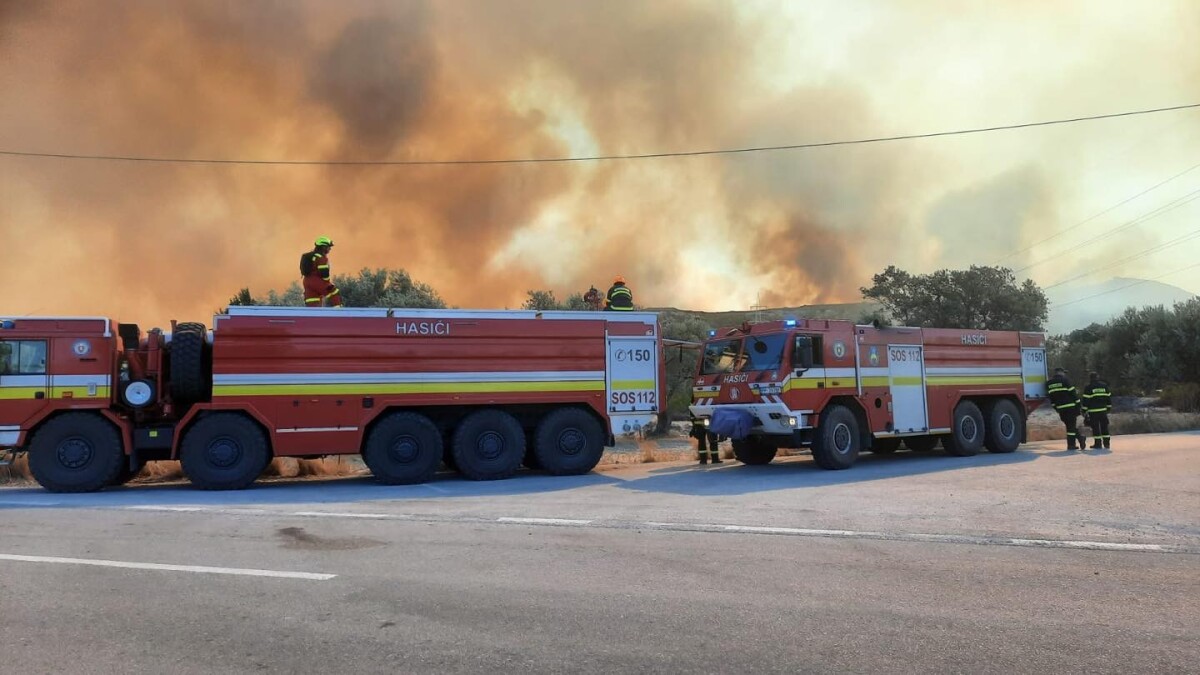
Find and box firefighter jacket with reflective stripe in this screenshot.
[606,283,634,310]
[1046,374,1079,410]
[1081,380,1112,414]
[307,252,331,280]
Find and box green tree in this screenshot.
[522,289,597,311]
[231,268,445,309]
[227,288,256,307]
[861,265,1048,331]
[653,310,712,434]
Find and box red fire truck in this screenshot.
[0,307,664,493]
[689,318,1047,469]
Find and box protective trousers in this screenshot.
[303,276,343,307]
[1058,409,1083,449]
[1089,413,1110,448]
[697,431,722,464]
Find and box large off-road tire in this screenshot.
[452,409,525,481]
[984,399,1023,454]
[871,437,901,454]
[362,412,443,485]
[28,413,125,493]
[534,408,606,476]
[732,436,777,465]
[943,400,985,457]
[811,404,861,470]
[179,414,269,490]
[169,322,209,403]
[903,435,940,452]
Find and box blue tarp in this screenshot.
[709,408,755,440]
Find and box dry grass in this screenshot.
[1027,411,1200,441]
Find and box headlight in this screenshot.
[702,418,711,427]
[788,416,799,427]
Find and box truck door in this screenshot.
[1021,347,1047,400]
[887,344,927,433]
[0,339,49,435]
[606,335,659,434]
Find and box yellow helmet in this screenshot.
[314,236,334,247]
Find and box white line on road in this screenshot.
[0,553,336,580]
[108,505,1198,555]
[497,517,594,526]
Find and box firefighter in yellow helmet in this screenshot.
[604,275,634,311]
[301,236,343,307]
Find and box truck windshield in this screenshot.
[743,333,788,372]
[701,339,742,374]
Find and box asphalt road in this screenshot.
[1,432,1197,673]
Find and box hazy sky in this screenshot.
[2,0,1197,324]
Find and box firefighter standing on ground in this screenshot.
[605,276,634,311]
[301,236,343,307]
[1047,367,1085,450]
[690,417,723,465]
[1082,371,1113,449]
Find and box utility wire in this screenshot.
[995,159,1200,264]
[1014,186,1200,273]
[1041,227,1200,291]
[1,103,1199,166]
[1052,261,1200,308]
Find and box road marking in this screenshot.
[106,506,1199,555]
[0,553,336,580]
[497,517,594,526]
[291,511,400,520]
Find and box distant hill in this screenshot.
[1046,278,1196,335]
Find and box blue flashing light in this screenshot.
[784,318,797,327]
[0,320,14,329]
[708,329,717,338]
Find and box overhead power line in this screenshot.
[995,159,1200,264]
[1041,227,1200,291]
[1,103,1198,166]
[1014,186,1200,273]
[1052,261,1200,309]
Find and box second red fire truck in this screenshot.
[689,318,1047,469]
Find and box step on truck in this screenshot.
[689,318,1047,469]
[0,307,664,492]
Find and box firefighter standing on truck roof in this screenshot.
[583,286,603,311]
[605,276,634,311]
[1082,371,1113,449]
[301,236,343,307]
[1047,367,1085,451]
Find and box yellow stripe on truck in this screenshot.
[0,387,110,400]
[212,381,606,397]
[612,380,655,390]
[927,376,1022,386]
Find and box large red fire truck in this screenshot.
[689,318,1047,469]
[0,307,664,493]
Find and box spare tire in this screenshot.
[169,322,209,403]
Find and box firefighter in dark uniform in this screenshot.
[605,276,634,311]
[689,416,723,465]
[1047,367,1085,450]
[1081,371,1112,449]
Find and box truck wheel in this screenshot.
[903,435,939,452]
[984,399,1023,453]
[28,413,125,493]
[362,412,442,485]
[943,401,985,457]
[452,409,524,481]
[811,404,860,470]
[732,437,777,465]
[872,437,901,454]
[169,322,209,404]
[534,408,605,476]
[179,414,269,490]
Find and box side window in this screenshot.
[0,340,46,375]
[19,341,47,374]
[811,336,824,366]
[0,341,14,375]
